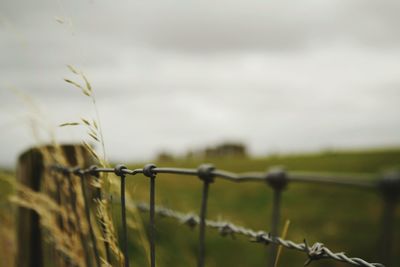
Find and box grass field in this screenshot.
[1,148,399,267]
[120,148,400,267]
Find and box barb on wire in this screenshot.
[134,202,384,267]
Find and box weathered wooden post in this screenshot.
[15,144,93,267]
[16,147,44,267]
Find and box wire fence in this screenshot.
[48,163,400,267]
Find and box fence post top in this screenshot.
[266,166,288,191]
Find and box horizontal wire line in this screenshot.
[49,164,379,189]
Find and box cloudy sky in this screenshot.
[1,0,400,166]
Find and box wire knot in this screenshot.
[251,231,270,245]
[219,223,235,238]
[72,167,83,176]
[181,215,198,229]
[266,167,288,191]
[198,164,215,183]
[143,163,157,178]
[114,164,127,177]
[87,165,100,177]
[304,240,326,266]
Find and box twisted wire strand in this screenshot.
[133,202,384,267]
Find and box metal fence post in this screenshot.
[143,164,157,267]
[378,171,400,267]
[197,164,215,267]
[266,167,288,267]
[115,164,130,267]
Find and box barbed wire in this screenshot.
[120,201,382,267]
[48,163,391,267]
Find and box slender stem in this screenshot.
[90,95,107,165]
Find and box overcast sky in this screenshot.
[1,0,400,167]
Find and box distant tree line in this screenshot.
[156,142,248,162]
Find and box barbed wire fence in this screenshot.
[13,145,400,267]
[48,161,400,267]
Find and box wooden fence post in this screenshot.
[16,148,44,267]
[15,144,93,267]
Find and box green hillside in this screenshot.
[120,148,400,267]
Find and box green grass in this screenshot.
[120,148,400,267]
[1,148,399,267]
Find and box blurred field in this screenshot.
[121,148,400,267]
[1,148,399,267]
[0,170,16,267]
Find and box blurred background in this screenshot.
[0,0,400,267]
[1,0,400,166]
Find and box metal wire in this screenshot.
[114,165,130,267]
[198,181,210,267]
[143,163,157,267]
[50,164,380,189]
[48,163,389,267]
[134,202,385,267]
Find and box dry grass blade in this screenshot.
[83,90,91,97]
[64,78,91,97]
[81,74,92,92]
[83,141,100,161]
[96,199,124,266]
[89,128,99,139]
[92,119,98,130]
[67,64,80,75]
[89,132,100,142]
[59,122,80,127]
[54,16,65,24]
[274,219,290,267]
[64,79,83,90]
[81,118,91,126]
